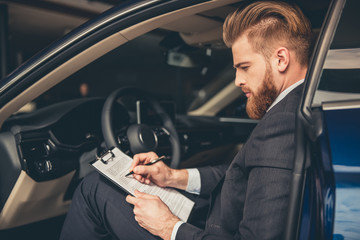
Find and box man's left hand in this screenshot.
[125,190,180,240]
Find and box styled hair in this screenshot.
[223,1,312,66]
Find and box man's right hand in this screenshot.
[130,152,188,190]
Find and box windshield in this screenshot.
[29,30,233,115]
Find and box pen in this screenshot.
[125,156,166,177]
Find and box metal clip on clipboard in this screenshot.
[97,149,115,164]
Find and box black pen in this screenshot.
[125,156,166,177]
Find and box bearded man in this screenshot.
[61,1,312,239]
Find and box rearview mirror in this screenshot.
[166,51,199,68]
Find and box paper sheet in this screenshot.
[91,147,194,222]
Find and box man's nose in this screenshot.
[235,73,245,87]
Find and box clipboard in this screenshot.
[90,147,194,222]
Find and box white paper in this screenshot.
[92,147,194,222]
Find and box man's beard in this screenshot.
[246,68,278,120]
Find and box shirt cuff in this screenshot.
[171,220,185,240]
[185,168,201,195]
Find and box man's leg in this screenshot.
[60,171,159,240]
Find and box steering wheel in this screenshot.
[101,87,181,168]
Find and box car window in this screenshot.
[30,30,234,116]
[313,0,360,107]
[311,1,360,239]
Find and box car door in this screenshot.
[285,0,360,239]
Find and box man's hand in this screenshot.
[126,190,180,240]
[130,152,172,187]
[130,152,188,190]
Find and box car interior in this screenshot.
[0,0,331,238]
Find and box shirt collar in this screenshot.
[267,79,304,112]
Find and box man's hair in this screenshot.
[223,1,312,66]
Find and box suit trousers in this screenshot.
[60,171,208,240]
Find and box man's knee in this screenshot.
[71,171,102,205]
[80,171,100,190]
[75,171,126,205]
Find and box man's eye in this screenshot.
[241,66,249,71]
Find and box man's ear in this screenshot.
[275,47,290,73]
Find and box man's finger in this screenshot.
[134,152,158,163]
[130,152,158,172]
[130,154,146,172]
[133,165,152,176]
[133,174,144,182]
[125,195,137,205]
[134,190,157,200]
[129,158,140,172]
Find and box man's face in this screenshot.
[232,35,279,119]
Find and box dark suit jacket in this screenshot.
[176,84,303,240]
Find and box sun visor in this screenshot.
[180,26,225,49]
[161,14,226,49]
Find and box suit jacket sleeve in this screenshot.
[197,164,228,195]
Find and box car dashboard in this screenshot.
[1,98,106,182]
[0,97,254,230]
